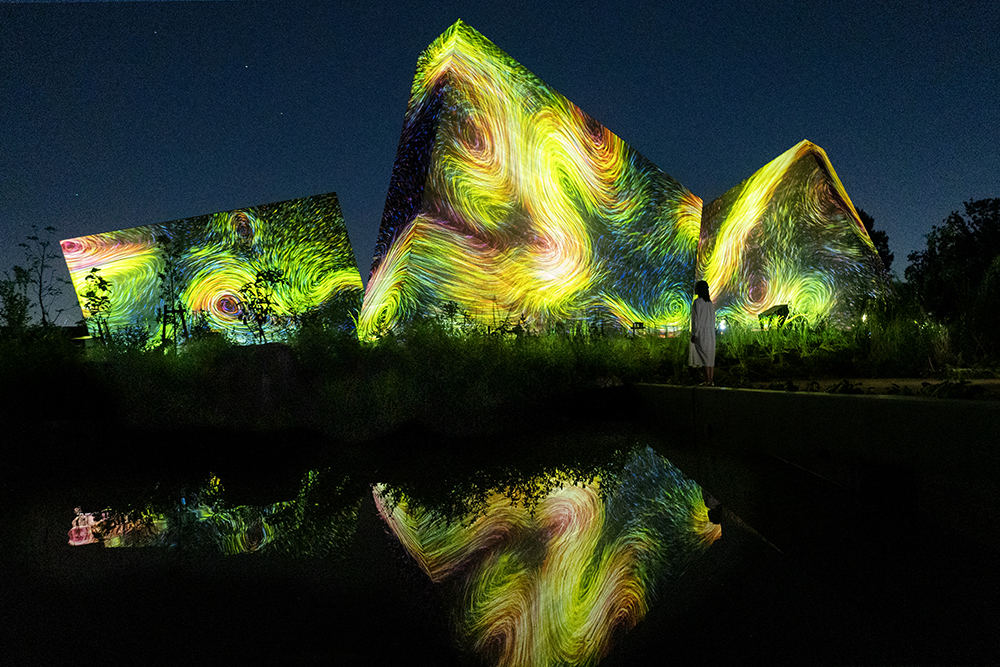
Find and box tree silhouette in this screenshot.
[905,198,999,325]
[17,225,67,326]
[239,269,290,344]
[856,208,894,273]
[81,267,112,341]
[0,266,32,338]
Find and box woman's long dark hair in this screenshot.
[695,280,711,303]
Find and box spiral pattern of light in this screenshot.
[62,193,363,344]
[360,21,699,339]
[374,447,720,667]
[61,228,159,273]
[62,229,165,328]
[698,140,889,325]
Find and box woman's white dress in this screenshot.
[688,298,716,367]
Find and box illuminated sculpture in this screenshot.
[359,20,702,339]
[375,447,720,667]
[698,141,889,325]
[62,193,363,345]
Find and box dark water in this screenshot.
[7,488,997,665]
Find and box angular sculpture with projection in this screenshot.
[62,193,363,345]
[61,22,888,344]
[698,141,889,326]
[359,20,702,339]
[360,21,888,339]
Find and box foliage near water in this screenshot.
[2,284,998,436]
[3,202,999,531]
[5,290,997,528]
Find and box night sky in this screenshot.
[2,0,997,324]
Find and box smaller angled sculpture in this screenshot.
[698,140,889,326]
[62,193,363,346]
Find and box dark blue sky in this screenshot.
[2,0,997,323]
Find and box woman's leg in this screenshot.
[706,366,714,385]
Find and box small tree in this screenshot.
[239,269,289,344]
[81,267,113,341]
[856,208,894,273]
[17,225,68,326]
[155,233,189,349]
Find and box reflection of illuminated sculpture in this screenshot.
[67,473,357,557]
[698,141,889,325]
[67,508,97,546]
[359,20,701,339]
[62,193,363,345]
[374,448,720,667]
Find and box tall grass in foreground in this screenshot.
[300,317,691,441]
[4,309,995,531]
[716,310,958,383]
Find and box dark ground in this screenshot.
[4,489,997,666]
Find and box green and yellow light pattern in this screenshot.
[374,448,720,667]
[360,21,699,338]
[62,193,363,345]
[698,141,888,325]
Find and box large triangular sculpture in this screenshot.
[359,20,702,338]
[361,21,888,338]
[698,140,888,326]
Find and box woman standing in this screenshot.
[688,280,716,385]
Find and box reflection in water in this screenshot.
[63,447,719,665]
[67,472,358,558]
[375,447,721,667]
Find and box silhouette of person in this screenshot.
[688,280,716,385]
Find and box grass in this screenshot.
[3,307,997,528]
[3,307,996,439]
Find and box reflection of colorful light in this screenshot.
[62,193,363,344]
[698,141,889,325]
[375,447,720,667]
[67,473,358,558]
[360,20,699,339]
[67,508,98,546]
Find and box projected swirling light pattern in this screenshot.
[375,447,720,667]
[359,20,700,339]
[698,141,890,325]
[68,472,359,558]
[62,193,363,345]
